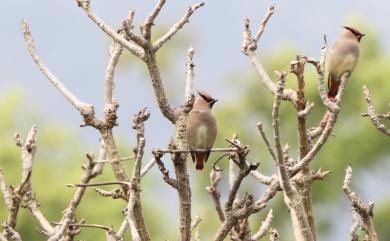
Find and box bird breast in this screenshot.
[194,125,209,148]
[186,110,217,148]
[329,40,360,77]
[333,53,358,76]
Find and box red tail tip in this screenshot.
[328,96,336,102]
[195,163,203,170]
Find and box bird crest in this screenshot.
[343,26,365,41]
[198,91,215,103]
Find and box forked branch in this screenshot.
[343,165,378,241]
[362,85,390,137]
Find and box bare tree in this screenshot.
[0,2,381,241]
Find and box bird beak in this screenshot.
[210,99,218,108]
[358,34,365,42]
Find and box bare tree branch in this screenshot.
[22,21,100,126]
[191,215,201,231]
[104,37,124,105]
[125,107,151,241]
[122,10,148,48]
[290,72,350,177]
[362,85,390,137]
[350,208,360,241]
[157,148,238,154]
[0,233,6,241]
[94,187,126,200]
[291,55,317,238]
[115,219,129,239]
[241,6,297,102]
[141,0,166,40]
[153,3,205,51]
[269,228,280,241]
[256,122,277,163]
[250,170,273,185]
[309,168,332,182]
[253,5,275,43]
[213,178,279,241]
[23,18,131,189]
[185,47,195,106]
[0,125,43,239]
[251,209,273,241]
[343,165,378,241]
[140,158,156,177]
[206,168,225,222]
[66,181,130,188]
[272,73,314,241]
[48,156,97,241]
[23,192,54,235]
[1,225,21,241]
[91,140,107,177]
[52,222,110,231]
[77,0,145,59]
[153,151,179,189]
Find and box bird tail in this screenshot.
[195,152,205,170]
[327,74,340,102]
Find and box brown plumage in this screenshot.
[328,26,364,101]
[186,91,218,170]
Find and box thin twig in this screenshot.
[140,158,156,177]
[104,34,124,105]
[153,151,178,189]
[24,192,54,235]
[250,171,273,185]
[153,3,205,51]
[272,72,292,196]
[191,215,202,231]
[52,222,110,231]
[251,209,273,241]
[94,156,135,164]
[94,187,126,200]
[256,122,277,163]
[309,168,332,182]
[184,47,195,106]
[22,21,99,121]
[115,219,129,239]
[122,10,148,47]
[157,148,238,154]
[213,178,279,241]
[142,0,166,40]
[253,4,275,43]
[91,140,107,177]
[65,181,130,188]
[241,5,297,102]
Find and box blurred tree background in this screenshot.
[1,3,389,241]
